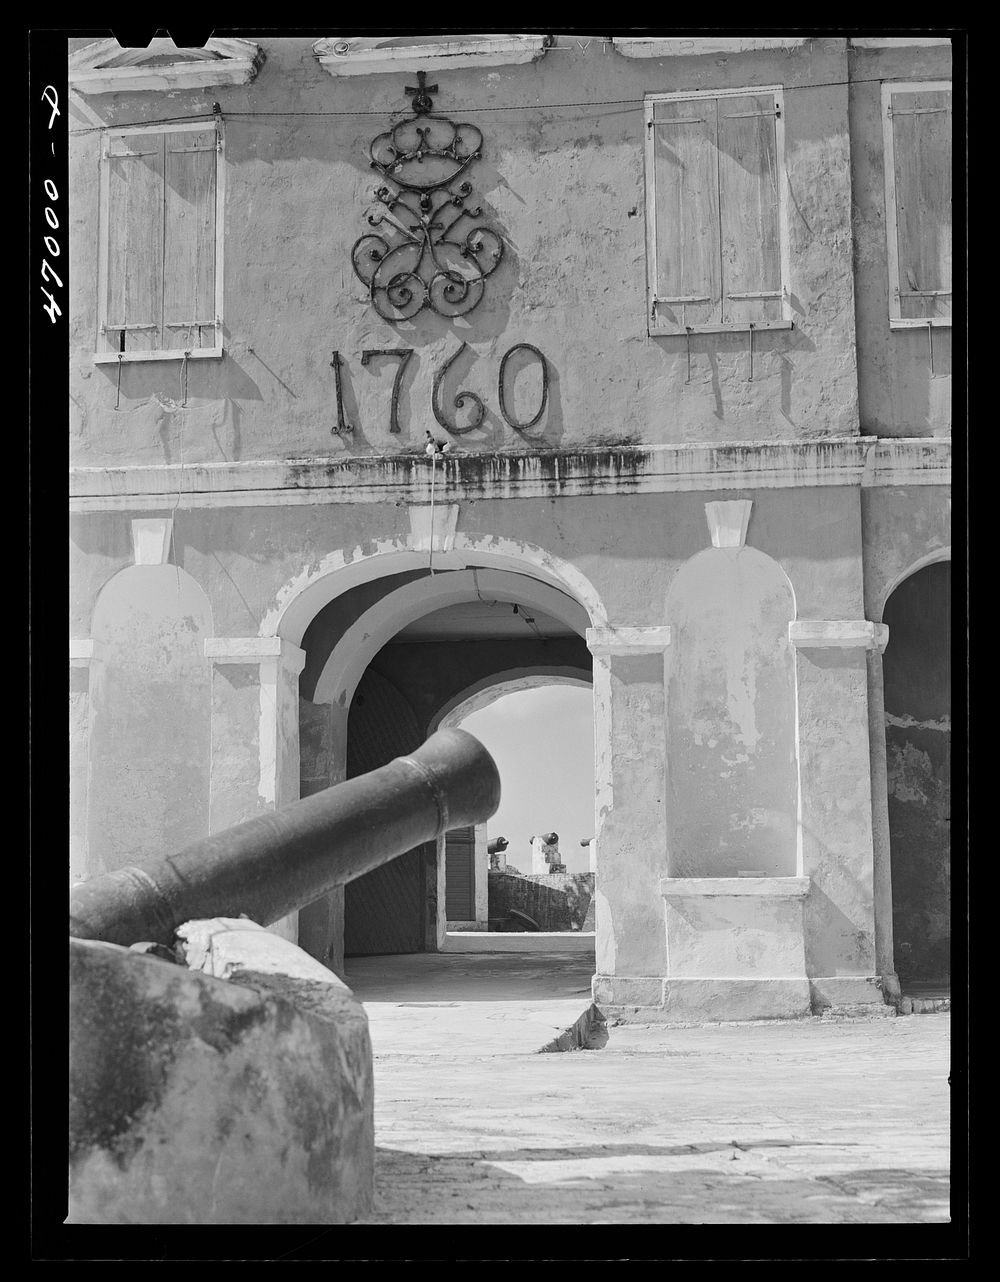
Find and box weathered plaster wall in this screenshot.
[69,932,373,1224]
[666,547,797,877]
[85,565,213,875]
[848,42,953,436]
[71,485,867,642]
[860,485,951,621]
[69,37,860,465]
[882,561,950,983]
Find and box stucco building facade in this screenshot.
[68,34,953,1021]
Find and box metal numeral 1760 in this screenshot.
[330,341,549,439]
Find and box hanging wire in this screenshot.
[748,323,755,382]
[114,352,123,410]
[181,349,191,408]
[685,326,692,384]
[428,451,438,576]
[66,76,905,136]
[927,320,935,376]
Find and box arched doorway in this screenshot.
[280,547,601,971]
[451,681,596,939]
[882,560,951,991]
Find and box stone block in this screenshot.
[69,930,373,1224]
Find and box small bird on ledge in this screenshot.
[425,431,453,457]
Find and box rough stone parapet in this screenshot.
[69,922,373,1225]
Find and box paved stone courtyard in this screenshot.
[345,952,951,1225]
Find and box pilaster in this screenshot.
[789,618,888,1009]
[586,626,671,999]
[205,636,307,943]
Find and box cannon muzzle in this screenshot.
[69,728,501,948]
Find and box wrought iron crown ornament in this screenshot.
[351,72,503,320]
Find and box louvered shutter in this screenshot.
[105,132,164,351]
[101,124,220,354]
[885,86,952,323]
[163,128,219,350]
[445,826,476,921]
[649,96,722,330]
[648,90,786,333]
[717,93,783,326]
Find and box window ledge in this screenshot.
[70,37,263,94]
[889,317,952,331]
[313,34,551,77]
[615,36,808,59]
[649,320,794,337]
[850,37,951,50]
[93,348,223,366]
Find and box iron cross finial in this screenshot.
[404,70,438,115]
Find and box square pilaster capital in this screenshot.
[586,625,672,656]
[789,620,887,651]
[205,636,306,674]
[69,638,102,667]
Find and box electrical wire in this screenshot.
[67,74,922,135]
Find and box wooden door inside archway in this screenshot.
[343,668,436,956]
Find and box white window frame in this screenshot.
[881,80,953,330]
[644,85,792,337]
[94,119,225,364]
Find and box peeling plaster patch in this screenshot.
[885,712,951,733]
[887,739,936,806]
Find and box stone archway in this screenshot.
[881,559,951,989]
[264,539,606,969]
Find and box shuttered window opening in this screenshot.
[445,825,476,922]
[96,121,224,361]
[644,86,791,336]
[882,82,952,328]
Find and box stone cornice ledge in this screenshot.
[587,626,672,656]
[69,438,950,511]
[789,620,888,650]
[660,877,811,898]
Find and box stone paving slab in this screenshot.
[348,964,953,1220]
[345,953,951,1224]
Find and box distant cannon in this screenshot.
[69,728,501,948]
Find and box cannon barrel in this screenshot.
[69,728,501,948]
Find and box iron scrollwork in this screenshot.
[351,71,503,321]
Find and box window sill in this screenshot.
[648,319,794,337]
[69,38,263,94]
[93,347,223,365]
[313,34,551,77]
[889,318,952,331]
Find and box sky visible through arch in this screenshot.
[457,684,595,875]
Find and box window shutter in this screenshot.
[445,825,476,921]
[162,127,219,350]
[717,93,783,326]
[105,133,164,350]
[649,97,722,330]
[888,87,952,322]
